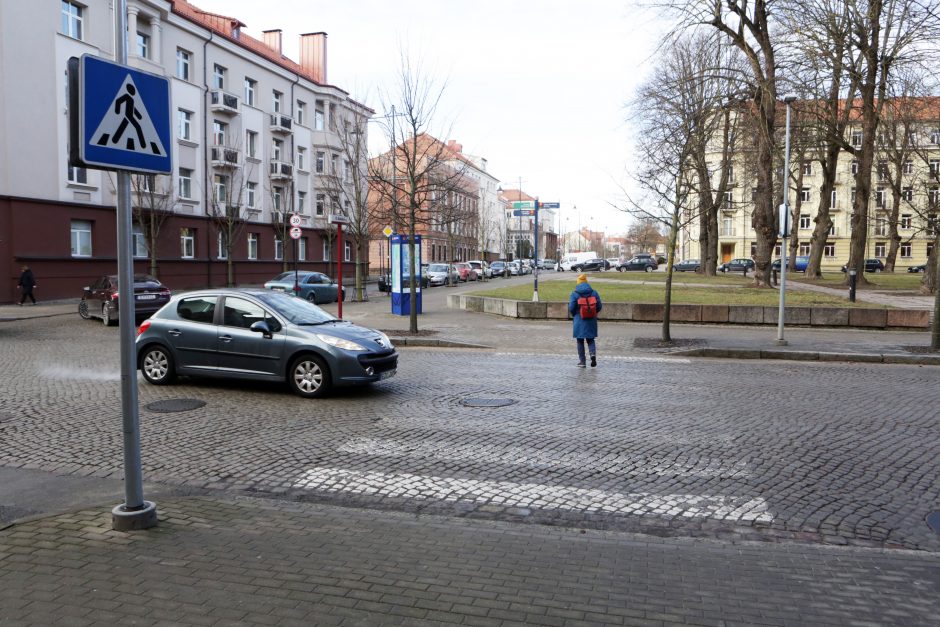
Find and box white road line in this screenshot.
[293,467,773,523]
[337,438,751,479]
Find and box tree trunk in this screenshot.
[662,208,681,343]
[807,147,839,279]
[788,167,804,271]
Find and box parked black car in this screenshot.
[571,258,607,272]
[617,256,658,272]
[907,263,927,273]
[378,272,431,292]
[673,259,701,272]
[717,258,755,273]
[79,274,171,326]
[841,259,885,273]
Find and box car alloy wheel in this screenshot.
[78,300,90,320]
[289,354,331,398]
[306,292,319,304]
[102,302,116,326]
[140,345,176,385]
[645,266,653,273]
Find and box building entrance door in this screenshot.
[721,244,734,263]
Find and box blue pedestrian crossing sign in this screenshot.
[69,54,171,174]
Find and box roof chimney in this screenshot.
[300,32,328,83]
[262,29,282,54]
[447,140,463,153]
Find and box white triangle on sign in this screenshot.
[90,75,167,157]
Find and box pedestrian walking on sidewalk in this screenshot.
[568,273,602,367]
[17,265,36,305]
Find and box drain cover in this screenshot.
[927,511,940,533]
[460,398,516,408]
[145,399,206,413]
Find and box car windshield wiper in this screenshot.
[295,320,335,326]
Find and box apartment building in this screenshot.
[677,104,939,270]
[0,0,370,302]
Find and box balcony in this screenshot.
[269,113,293,134]
[270,160,293,179]
[210,90,239,114]
[210,145,241,168]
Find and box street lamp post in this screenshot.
[776,94,798,346]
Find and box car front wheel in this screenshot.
[288,354,331,399]
[140,345,176,385]
[645,266,653,273]
[102,302,116,326]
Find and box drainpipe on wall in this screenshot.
[202,32,213,287]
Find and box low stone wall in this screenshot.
[446,294,932,329]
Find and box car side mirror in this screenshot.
[249,320,273,339]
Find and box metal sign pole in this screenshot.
[337,224,344,319]
[533,199,539,302]
[111,0,156,531]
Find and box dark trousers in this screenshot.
[576,338,596,364]
[19,288,35,304]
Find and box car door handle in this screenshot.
[168,329,182,337]
[219,335,233,343]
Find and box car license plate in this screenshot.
[137,294,156,300]
[380,369,396,380]
[272,287,285,292]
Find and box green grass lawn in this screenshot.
[790,272,925,291]
[470,279,880,307]
[567,270,749,286]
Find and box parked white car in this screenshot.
[467,260,491,279]
[557,252,597,271]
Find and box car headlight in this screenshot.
[316,334,367,351]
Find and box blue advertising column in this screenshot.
[390,234,422,316]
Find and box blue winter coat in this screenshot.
[568,282,602,339]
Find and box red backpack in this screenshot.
[577,295,598,319]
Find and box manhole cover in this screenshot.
[145,399,206,413]
[460,398,516,408]
[927,511,940,533]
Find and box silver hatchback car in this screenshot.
[136,289,397,398]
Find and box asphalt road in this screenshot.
[1,314,938,553]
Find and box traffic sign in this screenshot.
[289,214,302,227]
[512,209,535,216]
[289,226,302,240]
[328,213,350,225]
[540,202,560,209]
[70,54,172,174]
[512,201,535,209]
[382,226,394,237]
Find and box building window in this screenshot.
[830,190,838,209]
[61,1,83,40]
[246,182,256,208]
[802,162,812,176]
[930,160,940,176]
[315,100,325,130]
[900,214,912,229]
[900,242,912,258]
[212,64,225,90]
[902,187,913,202]
[875,216,888,236]
[133,225,147,258]
[178,167,192,199]
[874,242,886,257]
[851,130,862,147]
[298,191,306,213]
[67,165,87,185]
[344,240,351,262]
[180,228,195,259]
[315,151,325,173]
[177,109,192,140]
[274,237,283,261]
[297,146,306,170]
[323,240,331,261]
[246,131,257,158]
[799,214,811,229]
[851,160,859,175]
[272,91,282,113]
[343,159,351,182]
[316,193,325,216]
[212,120,226,146]
[248,233,258,260]
[330,154,338,174]
[930,188,940,208]
[70,220,92,257]
[136,32,150,59]
[298,237,307,261]
[824,242,835,257]
[903,160,913,174]
[296,100,306,125]
[875,187,886,208]
[931,128,940,145]
[799,243,811,255]
[213,174,228,204]
[273,186,282,212]
[877,161,889,181]
[176,49,191,81]
[244,78,256,106]
[272,138,283,161]
[217,232,227,259]
[722,191,733,208]
[800,188,810,202]
[851,187,857,203]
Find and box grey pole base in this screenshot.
[112,501,158,531]
[775,339,789,346]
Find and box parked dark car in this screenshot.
[717,258,755,273]
[617,256,657,272]
[489,261,511,277]
[907,263,927,273]
[841,259,885,273]
[572,258,607,272]
[136,289,397,399]
[264,271,346,304]
[673,259,701,272]
[771,256,810,272]
[377,272,431,292]
[79,274,171,326]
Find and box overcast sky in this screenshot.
[194,0,668,236]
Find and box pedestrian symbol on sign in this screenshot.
[90,76,167,156]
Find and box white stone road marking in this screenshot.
[293,467,774,522]
[337,438,751,478]
[39,366,120,382]
[494,352,691,363]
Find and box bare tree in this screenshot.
[207,149,255,287]
[127,174,176,278]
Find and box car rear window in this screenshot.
[176,296,217,324]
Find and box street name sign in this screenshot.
[328,214,350,225]
[512,209,535,216]
[540,202,560,209]
[69,54,172,174]
[512,201,535,209]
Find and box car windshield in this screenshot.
[428,264,449,272]
[255,291,336,325]
[270,272,294,282]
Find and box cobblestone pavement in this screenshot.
[2,496,939,626]
[1,315,939,553]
